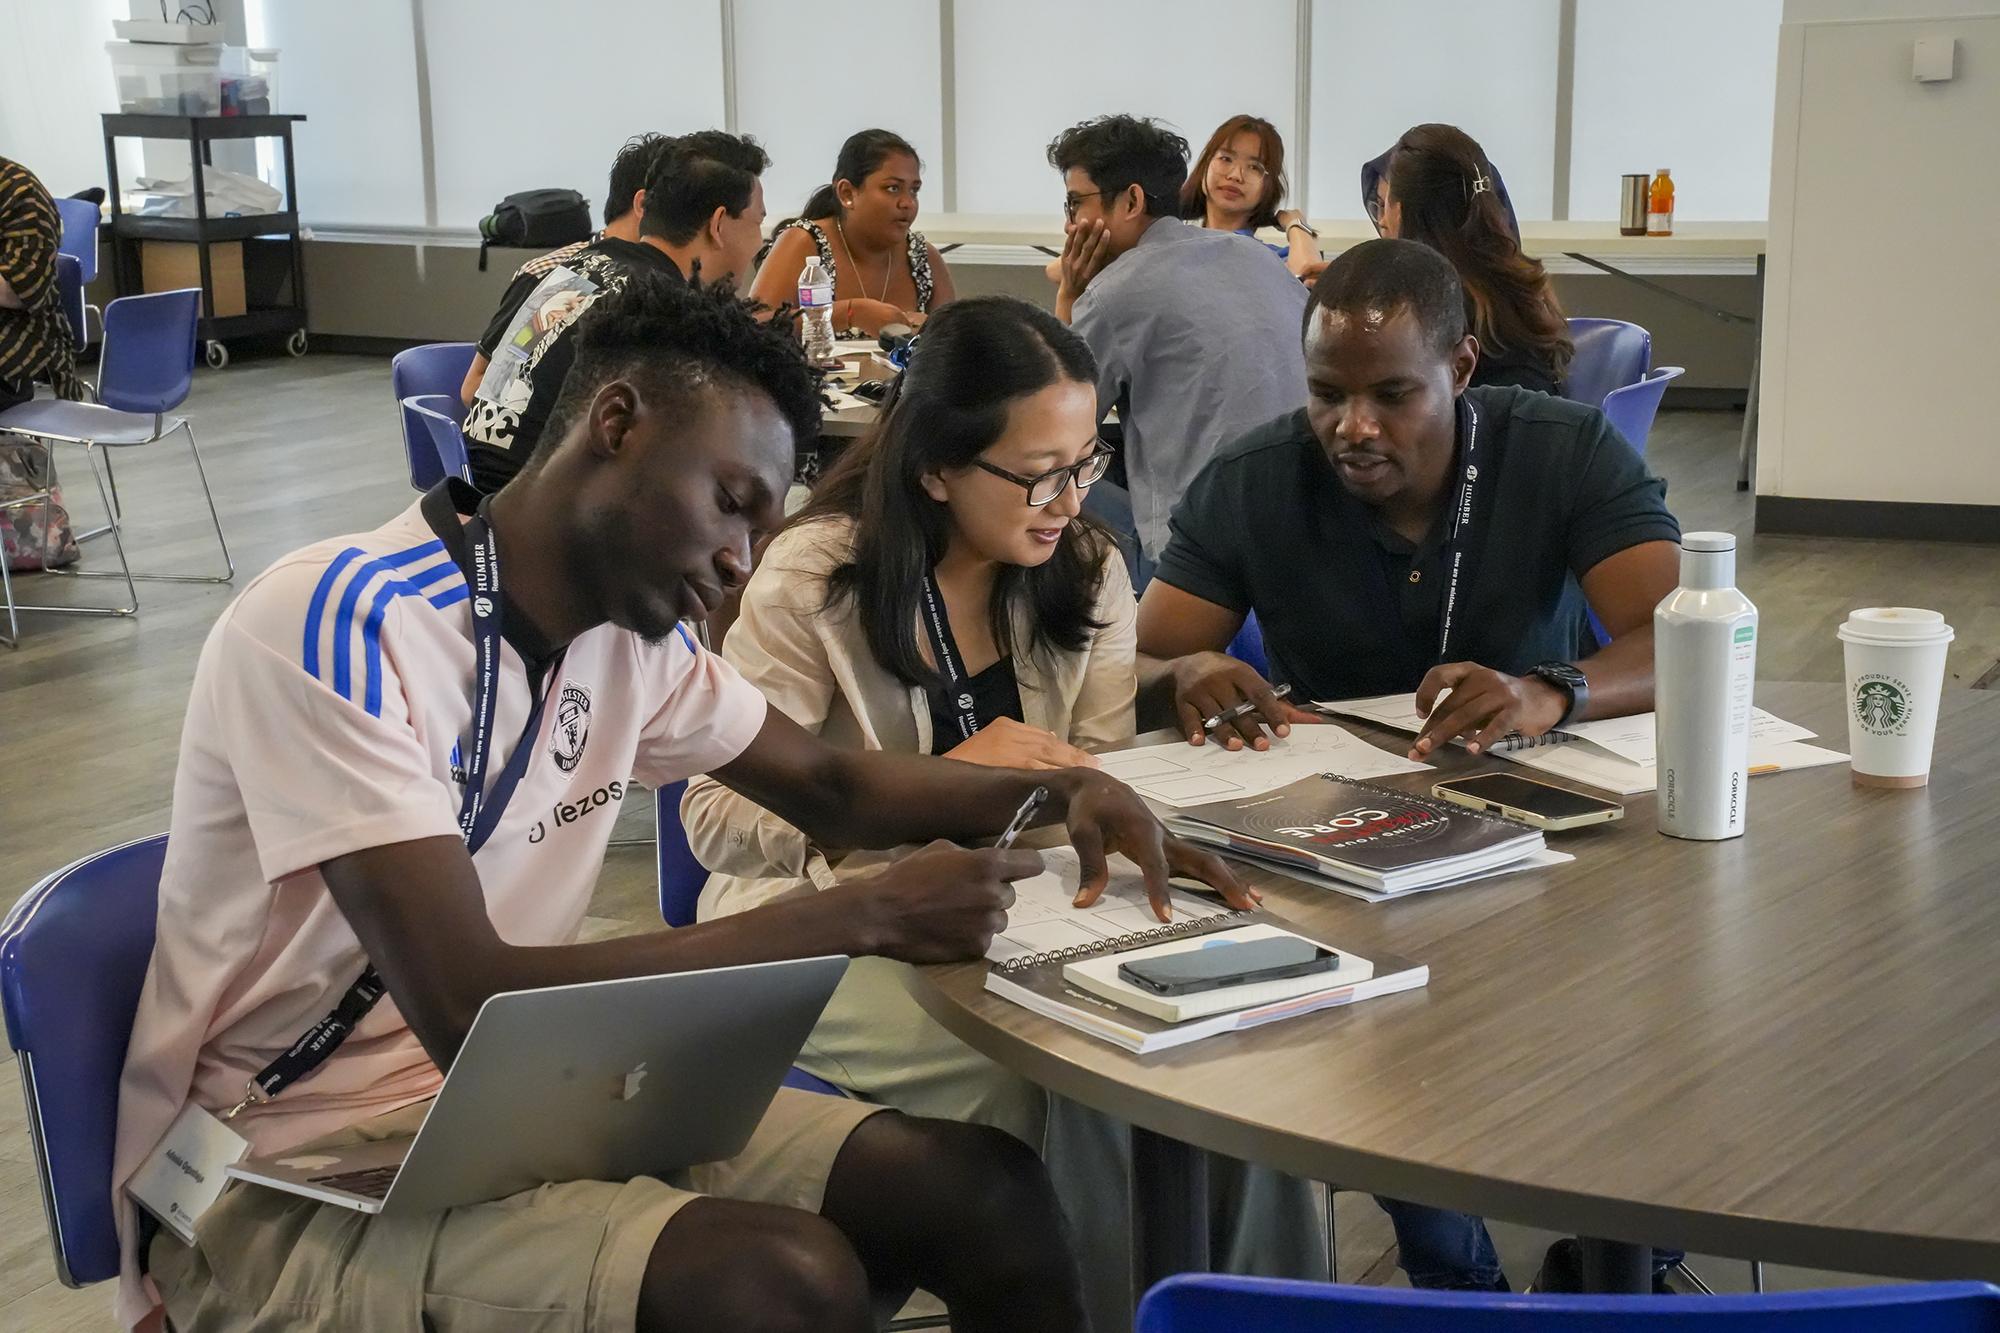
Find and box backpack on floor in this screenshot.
[477,189,592,271]
[0,434,79,572]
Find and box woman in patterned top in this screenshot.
[749,129,956,337]
[0,156,84,410]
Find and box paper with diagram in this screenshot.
[1094,725,1430,809]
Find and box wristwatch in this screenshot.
[1529,661,1589,727]
[1285,218,1319,239]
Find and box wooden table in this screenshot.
[910,682,2000,1290]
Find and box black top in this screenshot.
[462,237,686,493]
[926,657,1025,754]
[1151,386,1681,701]
[1470,344,1562,397]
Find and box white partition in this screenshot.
[420,0,725,228]
[246,0,426,227]
[1,0,122,198]
[1307,0,1562,221]
[732,0,944,224]
[1569,0,1783,221]
[952,0,1299,216]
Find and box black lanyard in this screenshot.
[919,571,982,744]
[229,499,556,1118]
[1431,395,1482,666]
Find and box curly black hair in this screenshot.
[604,132,670,225]
[1046,115,1190,219]
[536,271,820,468]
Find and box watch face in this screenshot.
[1537,663,1587,690]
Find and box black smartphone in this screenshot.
[1431,773,1625,831]
[1118,937,1338,997]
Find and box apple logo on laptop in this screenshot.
[276,1154,341,1171]
[620,1063,648,1102]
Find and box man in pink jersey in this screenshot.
[112,274,1256,1332]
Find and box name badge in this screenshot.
[126,1104,249,1244]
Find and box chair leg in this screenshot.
[62,421,234,585]
[4,443,138,619]
[1324,1183,1339,1282]
[70,430,119,544]
[1750,1260,1765,1293]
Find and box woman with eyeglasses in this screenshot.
[1368,123,1572,394]
[683,294,1326,1330]
[1180,114,1322,280]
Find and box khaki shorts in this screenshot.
[150,1088,887,1333]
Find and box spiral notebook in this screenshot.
[983,850,1428,1053]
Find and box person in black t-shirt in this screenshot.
[462,131,772,492]
[1137,240,1688,1294]
[1139,237,1680,761]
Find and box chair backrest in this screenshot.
[1,835,169,1287]
[55,197,100,284]
[655,780,712,927]
[1564,317,1652,411]
[392,344,477,490]
[97,288,200,416]
[403,394,471,489]
[1226,612,1269,679]
[1601,366,1685,459]
[54,253,89,350]
[1138,1275,2000,1332]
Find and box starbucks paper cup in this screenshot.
[1837,607,1953,788]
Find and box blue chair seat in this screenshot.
[0,398,183,447]
[1565,318,1653,411]
[392,343,478,491]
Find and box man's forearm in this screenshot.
[812,749,1057,850]
[1578,623,1657,720]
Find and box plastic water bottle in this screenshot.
[797,256,835,365]
[1655,531,1758,841]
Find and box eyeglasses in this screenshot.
[1366,192,1389,234]
[1062,190,1106,222]
[974,446,1114,506]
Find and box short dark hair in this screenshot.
[538,271,820,469]
[791,297,1114,688]
[1046,116,1189,219]
[640,131,770,246]
[605,133,669,225]
[1303,238,1468,359]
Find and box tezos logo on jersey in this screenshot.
[551,681,592,772]
[1853,674,1911,736]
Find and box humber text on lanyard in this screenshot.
[1431,396,1482,666]
[227,498,557,1118]
[920,571,983,744]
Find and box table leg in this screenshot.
[1579,1238,1652,1293]
[1737,252,1766,492]
[1131,1126,1209,1291]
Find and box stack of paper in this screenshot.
[1094,724,1429,808]
[1317,694,1848,796]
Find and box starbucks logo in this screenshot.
[1854,677,1910,735]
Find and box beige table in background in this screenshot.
[911,681,2000,1293]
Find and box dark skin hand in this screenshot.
[322,374,1254,1070]
[1137,299,1678,758]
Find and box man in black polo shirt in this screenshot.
[462,131,771,492]
[1136,237,1685,1293]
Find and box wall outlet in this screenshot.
[1914,37,1957,83]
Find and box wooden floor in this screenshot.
[5,354,1998,1327]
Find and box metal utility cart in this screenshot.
[101,113,309,368]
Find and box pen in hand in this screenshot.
[995,785,1048,850]
[1202,682,1293,734]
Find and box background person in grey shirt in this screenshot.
[1048,115,1309,575]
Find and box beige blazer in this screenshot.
[683,515,1137,920]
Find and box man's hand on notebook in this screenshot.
[1410,662,1568,760]
[1169,652,1322,751]
[1055,768,1262,922]
[846,842,1048,964]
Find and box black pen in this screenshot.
[1202,683,1292,734]
[995,786,1048,850]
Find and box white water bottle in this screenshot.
[797,256,835,365]
[1655,531,1758,840]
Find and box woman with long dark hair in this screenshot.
[1180,114,1322,279]
[748,128,957,337]
[1372,123,1572,393]
[683,295,1326,1330]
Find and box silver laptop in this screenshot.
[225,956,848,1215]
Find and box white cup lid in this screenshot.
[1840,607,1954,641]
[1682,531,1736,553]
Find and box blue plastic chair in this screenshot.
[654,780,712,929]
[391,342,477,491]
[1565,318,1653,412]
[1,835,169,1287]
[1226,612,1270,678]
[402,393,472,487]
[0,287,232,631]
[1138,1274,2000,1332]
[55,197,101,284]
[1603,365,1686,459]
[53,253,90,350]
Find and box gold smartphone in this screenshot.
[1431,773,1625,831]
